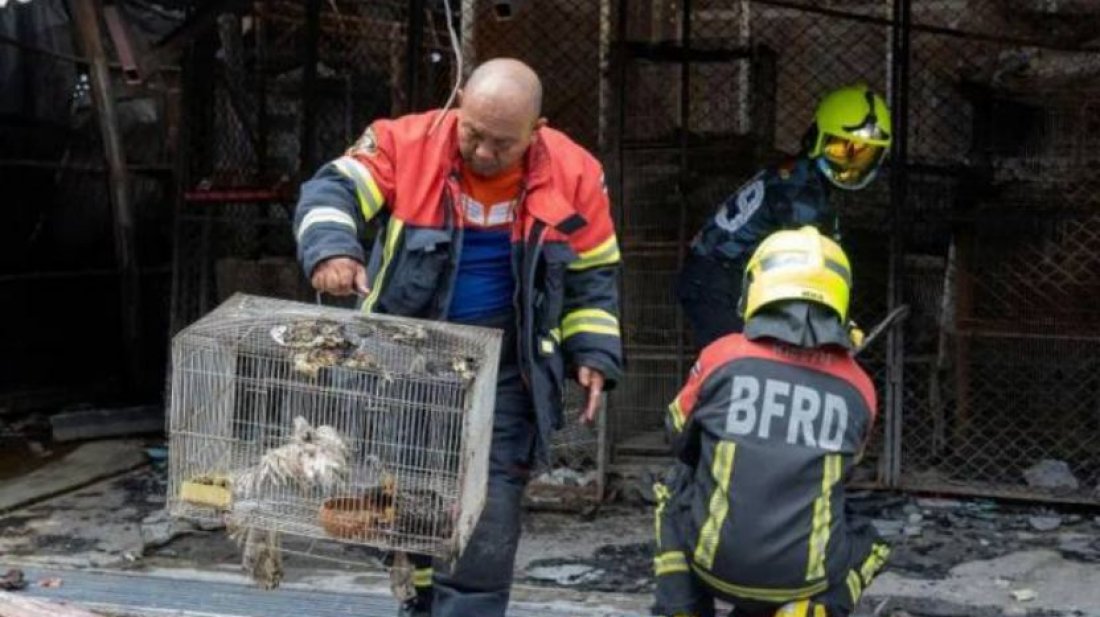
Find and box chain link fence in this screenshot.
[898,0,1100,502]
[2,0,177,402]
[607,0,895,483]
[173,0,1100,504]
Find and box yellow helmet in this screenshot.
[740,226,852,322]
[807,84,892,190]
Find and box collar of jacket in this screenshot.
[522,135,586,234]
[743,301,853,351]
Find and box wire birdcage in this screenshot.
[167,294,501,567]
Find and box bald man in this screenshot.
[293,58,623,617]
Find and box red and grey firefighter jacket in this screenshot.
[663,333,877,602]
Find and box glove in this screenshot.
[847,320,865,349]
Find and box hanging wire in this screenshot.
[428,0,463,135]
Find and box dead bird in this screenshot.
[389,551,416,603]
[394,487,454,537]
[270,319,353,350]
[291,347,344,378]
[383,322,429,344]
[423,355,479,384]
[236,416,350,496]
[0,568,27,591]
[243,527,282,590]
[227,506,283,590]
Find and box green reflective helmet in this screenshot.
[807,85,892,190]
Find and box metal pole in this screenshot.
[405,0,426,112]
[605,0,629,462]
[885,0,911,488]
[299,0,322,176]
[70,0,142,390]
[256,2,269,177]
[612,0,627,234]
[675,0,692,381]
[16,7,35,114]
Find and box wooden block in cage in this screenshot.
[180,475,232,509]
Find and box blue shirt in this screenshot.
[448,228,515,321]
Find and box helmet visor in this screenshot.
[819,134,887,189]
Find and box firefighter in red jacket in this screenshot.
[654,227,889,617]
[294,58,623,617]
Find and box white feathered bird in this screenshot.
[234,416,350,497]
[227,416,350,589]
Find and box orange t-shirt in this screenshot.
[458,163,523,229]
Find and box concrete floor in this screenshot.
[1,439,1099,616]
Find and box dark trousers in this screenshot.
[652,464,890,617]
[676,253,744,351]
[408,312,536,617]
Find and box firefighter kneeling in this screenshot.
[653,226,889,617]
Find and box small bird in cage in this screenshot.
[394,487,453,537]
[272,319,360,378]
[342,347,382,370]
[270,319,353,349]
[419,355,479,384]
[290,347,344,378]
[235,416,350,496]
[382,322,429,344]
[448,355,477,383]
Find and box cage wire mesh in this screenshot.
[168,294,501,561]
[527,383,608,506]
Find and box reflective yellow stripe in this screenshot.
[859,542,891,585]
[692,565,827,603]
[363,219,404,313]
[569,235,621,271]
[806,454,842,580]
[654,551,689,576]
[694,441,736,569]
[653,481,672,549]
[846,569,863,604]
[667,398,685,432]
[333,156,385,221]
[561,308,620,340]
[775,600,812,617]
[549,327,561,343]
[413,567,433,588]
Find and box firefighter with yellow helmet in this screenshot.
[677,85,892,349]
[655,227,890,617]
